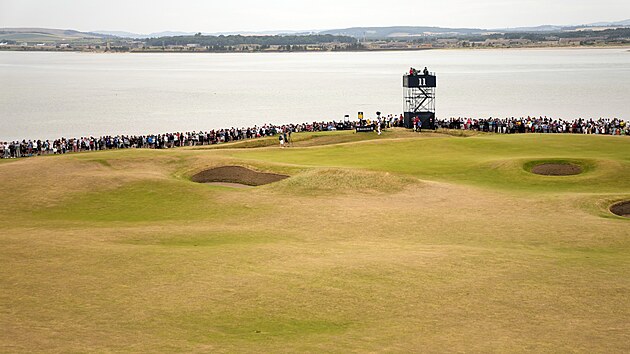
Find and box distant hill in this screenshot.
[5,19,630,43]
[321,21,630,39]
[0,28,112,42]
[497,25,565,32]
[94,30,198,39]
[497,19,630,32]
[144,31,197,38]
[320,26,486,39]
[95,29,320,39]
[93,30,141,38]
[587,19,630,26]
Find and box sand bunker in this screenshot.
[531,163,582,176]
[191,166,288,186]
[610,201,630,218]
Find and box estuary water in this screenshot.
[1,48,629,140]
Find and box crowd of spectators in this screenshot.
[1,115,627,159]
[437,117,628,135]
[0,120,360,159]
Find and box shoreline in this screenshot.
[1,44,629,54]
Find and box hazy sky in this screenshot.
[1,0,629,33]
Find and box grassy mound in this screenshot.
[272,168,419,195]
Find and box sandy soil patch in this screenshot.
[610,201,630,218]
[191,166,288,186]
[206,182,254,189]
[531,163,582,176]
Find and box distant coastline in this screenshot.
[2,26,629,53]
[2,43,630,54]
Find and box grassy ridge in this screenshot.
[0,130,628,352]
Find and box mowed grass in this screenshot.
[0,130,629,352]
[226,131,630,193]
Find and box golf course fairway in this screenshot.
[1,129,629,352]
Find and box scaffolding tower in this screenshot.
[403,72,437,129]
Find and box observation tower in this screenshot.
[403,69,437,129]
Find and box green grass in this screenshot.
[0,33,62,42]
[227,132,630,193]
[1,131,629,352]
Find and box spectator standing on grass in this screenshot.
[279,133,284,148]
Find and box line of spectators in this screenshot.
[0,120,365,159]
[2,115,627,159]
[437,117,628,135]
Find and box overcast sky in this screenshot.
[1,0,629,33]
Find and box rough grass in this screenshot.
[32,180,238,224]
[1,131,629,352]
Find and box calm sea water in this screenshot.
[1,48,629,140]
